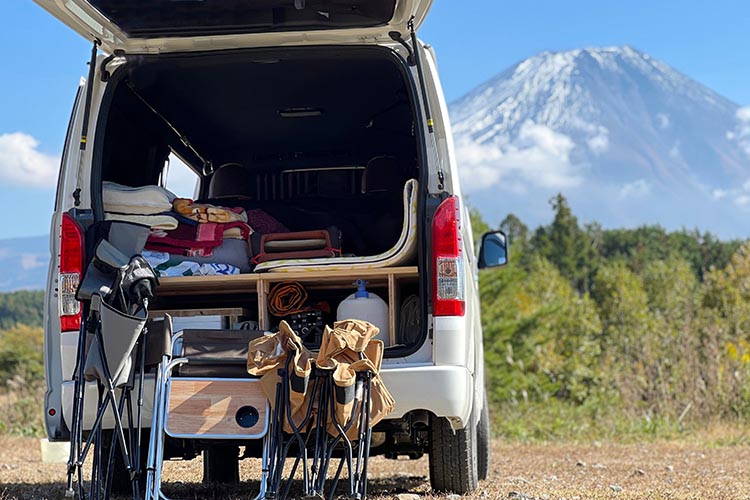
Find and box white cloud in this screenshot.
[712,175,750,210]
[20,253,46,270]
[456,120,583,193]
[586,126,610,155]
[619,179,651,199]
[730,106,750,158]
[713,188,728,200]
[656,113,670,129]
[0,132,59,188]
[669,141,682,160]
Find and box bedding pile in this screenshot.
[144,196,256,275]
[102,177,417,276]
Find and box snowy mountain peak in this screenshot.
[449,46,750,238]
[451,46,730,146]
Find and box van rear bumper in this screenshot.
[380,364,473,428]
[60,365,473,434]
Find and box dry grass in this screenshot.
[2,433,750,500]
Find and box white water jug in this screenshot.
[336,279,390,346]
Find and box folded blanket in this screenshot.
[103,181,175,215]
[173,198,248,224]
[201,198,289,234]
[144,239,252,273]
[143,251,240,277]
[104,212,178,230]
[146,221,251,257]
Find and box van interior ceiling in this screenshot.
[100,49,419,257]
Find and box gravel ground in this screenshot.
[2,436,749,499]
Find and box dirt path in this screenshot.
[1,436,749,499]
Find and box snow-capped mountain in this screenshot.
[450,46,750,238]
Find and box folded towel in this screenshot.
[104,212,179,230]
[103,181,174,215]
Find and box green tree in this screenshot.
[0,324,44,383]
[500,213,529,247]
[531,194,596,292]
[0,290,45,329]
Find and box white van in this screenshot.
[36,0,507,494]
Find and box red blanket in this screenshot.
[146,221,250,257]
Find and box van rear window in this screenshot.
[88,0,397,37]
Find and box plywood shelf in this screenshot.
[158,266,418,295]
[156,266,420,343]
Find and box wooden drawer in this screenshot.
[166,378,268,439]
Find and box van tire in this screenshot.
[203,445,240,484]
[477,391,491,481]
[428,413,478,494]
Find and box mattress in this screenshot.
[254,179,418,273]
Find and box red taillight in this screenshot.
[59,213,83,332]
[432,196,465,316]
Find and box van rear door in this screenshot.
[33,0,432,54]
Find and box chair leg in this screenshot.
[144,355,166,500]
[66,316,92,499]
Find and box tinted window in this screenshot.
[89,0,397,37]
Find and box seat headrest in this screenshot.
[208,163,255,198]
[362,156,403,194]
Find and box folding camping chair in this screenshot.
[249,319,394,500]
[264,357,373,500]
[65,222,159,500]
[145,328,271,500]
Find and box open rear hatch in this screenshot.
[33,0,433,53]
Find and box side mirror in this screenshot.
[478,231,508,269]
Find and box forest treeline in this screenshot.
[474,194,750,434]
[0,291,44,435]
[0,290,44,329]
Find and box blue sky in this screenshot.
[1,1,749,239]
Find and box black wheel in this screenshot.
[428,412,479,494]
[202,445,240,484]
[477,391,491,481]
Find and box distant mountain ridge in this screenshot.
[449,46,750,238]
[0,235,48,292]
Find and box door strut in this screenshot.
[408,17,445,191]
[73,39,101,207]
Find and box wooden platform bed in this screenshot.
[153,266,419,347]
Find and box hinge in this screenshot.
[100,49,125,82]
